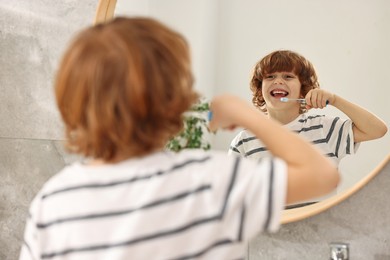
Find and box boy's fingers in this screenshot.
[305,94,312,107]
[226,125,237,131]
[208,122,217,132]
[208,113,218,132]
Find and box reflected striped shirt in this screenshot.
[228,114,359,204]
[20,150,287,260]
[229,114,359,166]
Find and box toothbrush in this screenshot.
[280,97,307,104]
[207,111,213,121]
[280,97,329,105]
[183,111,213,121]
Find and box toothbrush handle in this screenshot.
[302,100,329,105]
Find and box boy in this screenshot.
[230,50,387,163]
[20,18,338,260]
[229,50,387,206]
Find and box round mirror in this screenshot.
[94,0,389,222]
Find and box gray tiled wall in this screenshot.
[248,160,390,260]
[0,1,96,258]
[1,1,389,259]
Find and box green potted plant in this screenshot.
[166,99,212,152]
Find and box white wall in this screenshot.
[115,0,218,98]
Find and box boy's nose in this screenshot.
[273,77,285,84]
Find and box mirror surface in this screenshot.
[112,0,389,196]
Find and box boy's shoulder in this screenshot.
[37,162,85,197]
[298,113,344,126]
[175,149,230,162]
[231,129,257,143]
[35,151,245,199]
[299,113,326,122]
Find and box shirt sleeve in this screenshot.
[228,131,247,157]
[213,153,287,241]
[19,196,41,260]
[240,157,287,235]
[322,116,359,160]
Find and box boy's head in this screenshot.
[55,17,198,161]
[250,50,319,113]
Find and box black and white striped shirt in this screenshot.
[229,114,359,166]
[20,150,287,260]
[229,114,359,203]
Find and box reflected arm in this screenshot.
[331,95,388,143]
[305,89,388,143]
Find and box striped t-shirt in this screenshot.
[20,150,287,260]
[229,114,359,167]
[229,113,359,204]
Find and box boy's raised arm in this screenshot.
[305,89,388,143]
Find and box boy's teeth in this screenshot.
[271,90,288,96]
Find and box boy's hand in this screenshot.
[305,89,335,109]
[208,94,256,132]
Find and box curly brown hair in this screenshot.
[250,50,320,114]
[55,17,198,161]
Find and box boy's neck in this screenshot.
[86,148,164,166]
[267,109,300,125]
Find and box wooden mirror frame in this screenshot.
[93,0,390,224]
[94,0,117,24]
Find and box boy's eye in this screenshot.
[284,74,295,79]
[265,75,275,79]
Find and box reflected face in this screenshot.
[262,71,302,111]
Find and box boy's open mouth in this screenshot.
[270,89,289,98]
